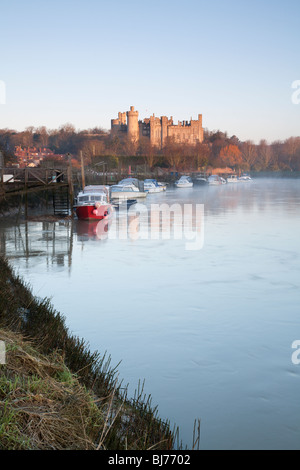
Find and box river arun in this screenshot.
[1,178,300,450]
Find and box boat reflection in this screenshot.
[75,218,112,241]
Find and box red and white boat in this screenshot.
[74,185,114,220]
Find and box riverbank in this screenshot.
[0,255,180,450]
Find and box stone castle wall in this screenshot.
[111,106,203,148]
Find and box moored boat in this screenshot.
[227,174,239,183]
[74,185,114,221]
[110,178,147,199]
[208,175,227,185]
[144,180,161,193]
[148,179,167,191]
[144,179,165,193]
[175,176,193,188]
[157,181,167,191]
[239,173,252,181]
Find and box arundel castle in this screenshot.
[111,106,204,149]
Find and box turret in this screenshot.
[126,106,139,142]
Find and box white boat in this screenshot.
[154,180,167,191]
[110,178,147,199]
[208,175,227,185]
[175,176,193,188]
[144,179,163,193]
[158,182,167,191]
[227,174,239,183]
[239,174,252,182]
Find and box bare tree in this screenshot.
[195,142,210,170]
[162,138,183,169]
[257,140,273,169]
[34,126,49,148]
[282,137,300,170]
[137,136,158,169]
[240,141,257,169]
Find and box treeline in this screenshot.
[0,124,107,158]
[1,125,300,172]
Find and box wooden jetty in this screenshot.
[0,167,74,216]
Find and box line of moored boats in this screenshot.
[74,178,166,221]
[74,173,252,221]
[176,173,252,187]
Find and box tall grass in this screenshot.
[0,255,180,450]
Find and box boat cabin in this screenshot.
[76,185,109,205]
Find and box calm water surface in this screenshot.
[1,178,300,450]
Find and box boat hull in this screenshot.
[145,187,162,193]
[175,183,193,188]
[75,203,113,220]
[175,176,193,188]
[110,191,147,199]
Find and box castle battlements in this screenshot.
[111,106,203,148]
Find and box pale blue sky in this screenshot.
[0,0,299,142]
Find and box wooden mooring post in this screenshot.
[67,154,74,217]
[80,150,85,189]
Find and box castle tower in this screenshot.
[111,111,127,135]
[126,106,139,142]
[161,116,168,149]
[198,114,203,141]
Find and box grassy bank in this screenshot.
[0,328,107,450]
[0,256,182,450]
